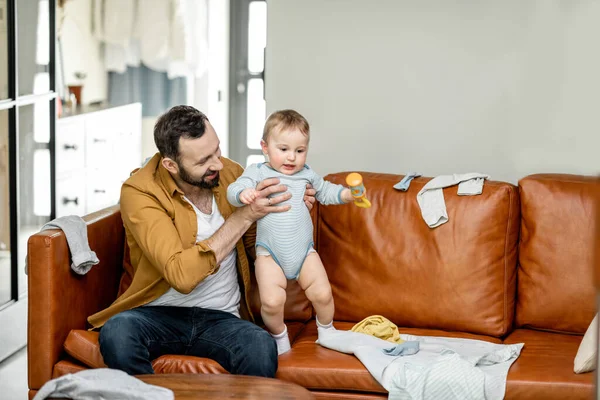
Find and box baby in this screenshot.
[227,109,354,354]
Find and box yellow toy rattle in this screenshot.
[346,173,372,208]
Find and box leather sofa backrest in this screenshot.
[516,174,598,333]
[312,172,520,337]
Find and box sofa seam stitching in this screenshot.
[503,185,512,337]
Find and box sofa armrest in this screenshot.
[27,205,125,390]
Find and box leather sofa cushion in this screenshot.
[52,359,87,378]
[63,330,107,369]
[516,174,597,333]
[316,172,520,337]
[503,329,594,400]
[58,324,594,398]
[51,353,230,376]
[276,322,502,394]
[310,392,386,399]
[152,355,227,374]
[63,322,307,370]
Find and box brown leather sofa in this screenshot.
[27,172,598,399]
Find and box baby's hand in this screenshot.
[239,188,258,205]
[341,188,354,203]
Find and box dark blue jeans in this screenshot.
[99,306,277,377]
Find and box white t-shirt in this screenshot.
[145,196,241,317]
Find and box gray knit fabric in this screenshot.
[25,215,99,276]
[40,215,100,275]
[33,368,174,400]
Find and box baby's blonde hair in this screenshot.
[262,109,310,142]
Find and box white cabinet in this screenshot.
[55,117,86,176]
[55,103,142,217]
[56,171,87,217]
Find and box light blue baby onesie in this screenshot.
[227,163,345,279]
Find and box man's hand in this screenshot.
[210,178,291,263]
[304,184,316,210]
[242,177,291,222]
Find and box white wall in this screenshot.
[266,0,600,183]
[141,117,158,160]
[59,0,106,104]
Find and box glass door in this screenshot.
[0,109,10,309]
[229,0,267,167]
[0,0,56,363]
[0,0,8,100]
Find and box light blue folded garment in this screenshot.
[393,172,421,191]
[382,341,420,356]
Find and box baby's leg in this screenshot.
[255,255,290,354]
[298,252,334,328]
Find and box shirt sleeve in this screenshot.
[242,222,257,263]
[119,184,218,294]
[226,163,258,263]
[226,163,261,207]
[309,169,346,205]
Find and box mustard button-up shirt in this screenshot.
[88,154,256,328]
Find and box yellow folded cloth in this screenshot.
[351,315,403,344]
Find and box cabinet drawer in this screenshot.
[85,126,113,170]
[56,118,85,176]
[56,172,86,217]
[85,169,121,214]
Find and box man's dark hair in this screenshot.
[154,105,209,161]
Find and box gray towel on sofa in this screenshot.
[417,173,490,228]
[33,368,174,400]
[25,215,99,275]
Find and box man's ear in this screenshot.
[161,157,179,175]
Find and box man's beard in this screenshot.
[178,163,220,189]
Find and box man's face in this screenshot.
[175,122,223,189]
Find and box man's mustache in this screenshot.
[204,170,219,179]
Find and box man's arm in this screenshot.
[121,178,292,293]
[120,185,218,294]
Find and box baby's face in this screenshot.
[262,128,309,175]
